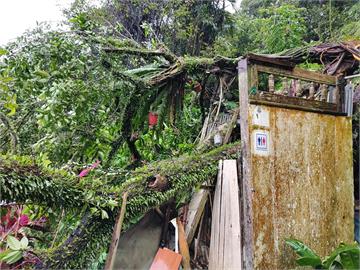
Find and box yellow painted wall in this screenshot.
[248,104,354,269]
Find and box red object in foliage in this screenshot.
[78,160,101,177]
[194,82,202,93]
[19,215,29,226]
[148,112,158,127]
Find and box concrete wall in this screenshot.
[248,104,354,269]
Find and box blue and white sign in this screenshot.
[255,133,268,151]
[252,130,270,156]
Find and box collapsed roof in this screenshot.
[253,41,360,76]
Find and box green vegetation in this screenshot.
[1,143,241,268]
[0,0,359,268]
[286,239,360,269]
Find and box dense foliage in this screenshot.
[0,0,359,268]
[66,0,360,58]
[1,0,359,165]
[1,143,241,268]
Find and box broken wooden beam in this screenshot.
[185,189,209,245]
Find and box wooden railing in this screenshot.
[246,57,344,115]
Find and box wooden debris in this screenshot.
[309,82,315,99]
[268,74,275,93]
[295,79,302,97]
[185,189,209,245]
[177,218,191,270]
[320,84,328,101]
[149,248,182,270]
[282,78,289,95]
[250,91,341,115]
[223,108,240,145]
[209,160,242,270]
[104,191,129,270]
[238,59,254,270]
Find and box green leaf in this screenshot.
[285,238,324,268]
[90,207,98,214]
[101,209,109,219]
[340,249,360,269]
[3,250,22,264]
[285,238,320,259]
[296,257,322,267]
[0,48,7,56]
[34,70,50,78]
[0,249,11,261]
[20,236,29,249]
[7,235,21,251]
[107,199,118,209]
[328,257,343,269]
[323,243,360,269]
[4,100,18,116]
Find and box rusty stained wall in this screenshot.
[248,104,354,269]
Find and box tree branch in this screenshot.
[103,46,177,63]
[0,112,19,154]
[2,143,241,268]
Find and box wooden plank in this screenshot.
[249,62,259,91]
[255,64,336,85]
[336,76,344,113]
[249,91,346,116]
[238,59,254,270]
[209,160,222,270]
[223,161,231,270]
[222,160,235,269]
[177,218,191,270]
[223,108,240,144]
[209,160,242,270]
[223,160,242,269]
[219,161,228,269]
[149,248,182,270]
[185,189,209,244]
[218,161,226,269]
[247,53,295,68]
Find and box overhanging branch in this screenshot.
[2,143,241,268]
[104,46,177,63]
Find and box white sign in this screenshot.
[253,130,270,156]
[255,132,268,151]
[252,106,269,127]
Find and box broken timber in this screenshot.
[104,191,128,270]
[209,160,242,270]
[185,189,209,244]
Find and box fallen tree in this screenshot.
[0,142,241,268]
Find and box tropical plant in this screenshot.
[285,238,360,269]
[0,206,46,268]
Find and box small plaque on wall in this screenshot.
[253,130,270,156]
[252,106,270,127]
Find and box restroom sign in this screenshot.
[255,132,268,151]
[253,130,270,156]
